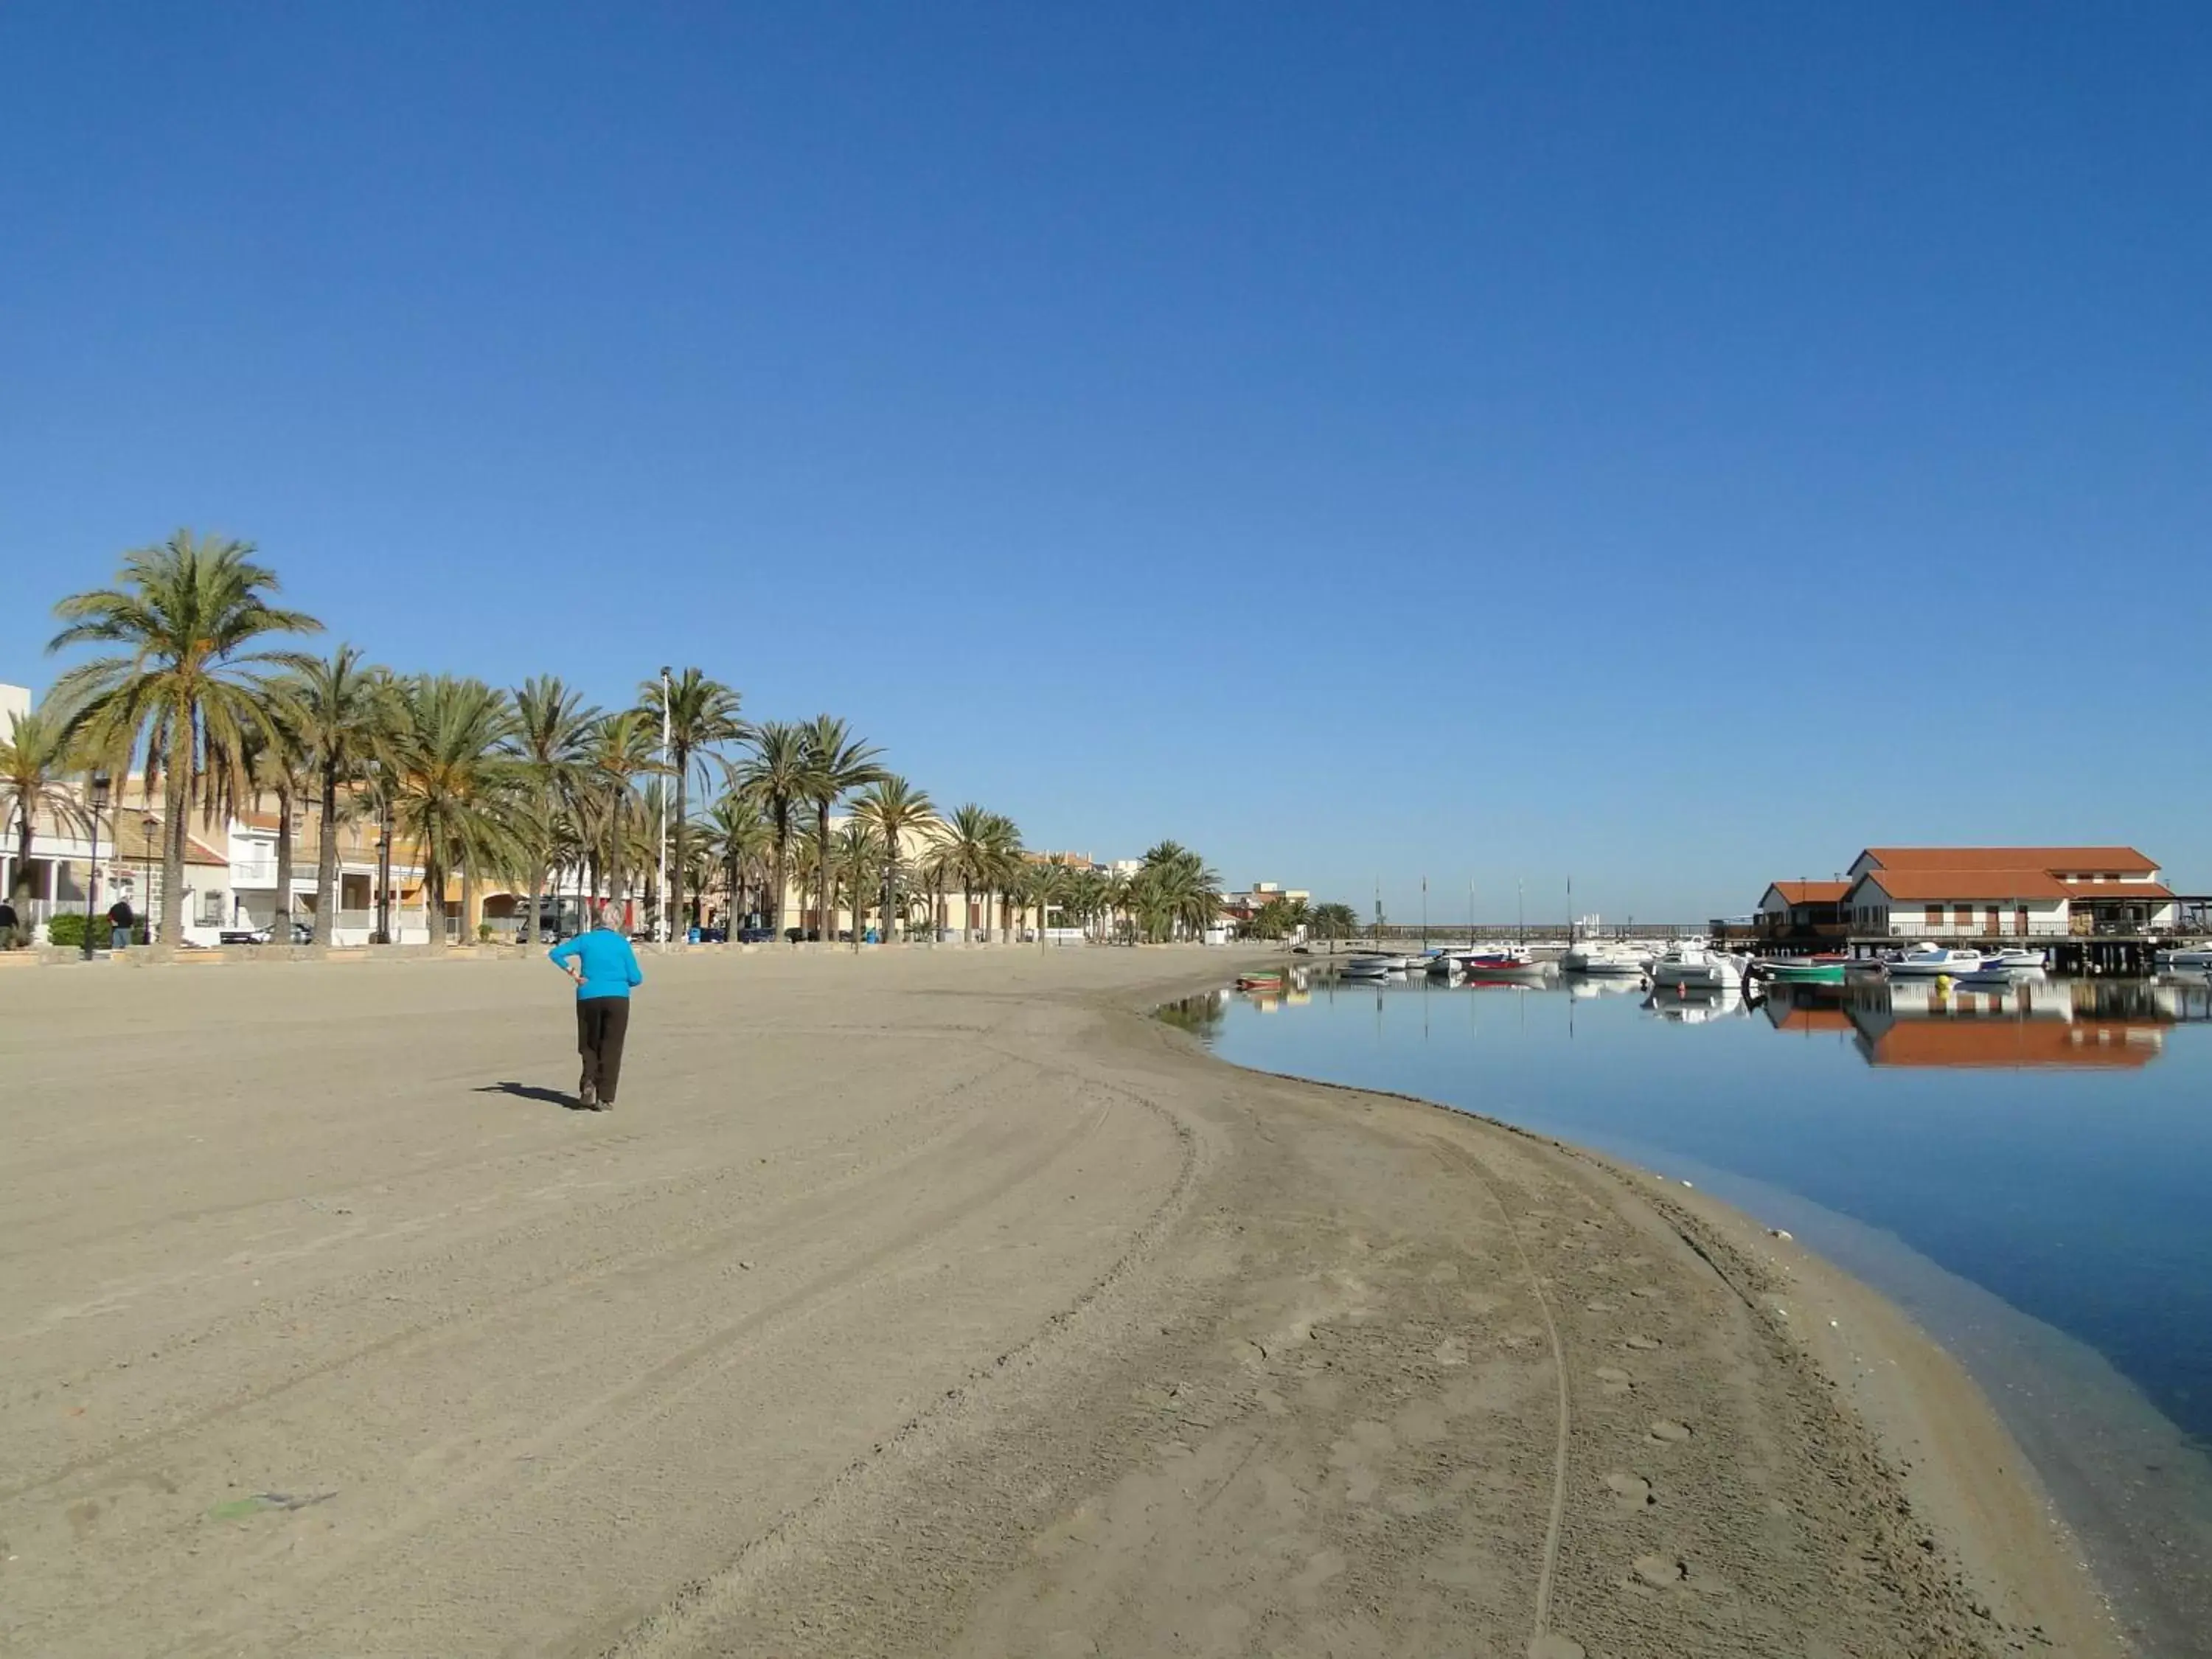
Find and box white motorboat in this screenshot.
[1884,944,1996,977]
[1648,945,1747,991]
[2160,944,2212,970]
[1560,939,1649,976]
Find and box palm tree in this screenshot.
[581,709,658,920]
[275,644,389,947]
[703,790,774,933]
[833,819,885,945]
[799,715,886,942]
[1,705,91,926]
[230,703,311,942]
[387,676,521,949]
[731,720,809,938]
[641,669,745,937]
[1310,901,1359,942]
[931,803,1002,940]
[1023,858,1078,947]
[984,812,1024,942]
[508,676,599,945]
[1127,841,1222,942]
[46,531,321,948]
[852,775,939,943]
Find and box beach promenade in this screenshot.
[0,948,2119,1657]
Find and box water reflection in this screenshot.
[1203,966,2212,1069]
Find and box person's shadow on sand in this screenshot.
[475,1081,589,1111]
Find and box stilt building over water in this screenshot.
[1733,846,2208,973]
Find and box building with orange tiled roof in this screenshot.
[1838,846,2177,941]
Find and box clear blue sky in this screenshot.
[4,3,2207,920]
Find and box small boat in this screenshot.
[1751,957,1846,984]
[1993,947,2048,970]
[2160,945,2212,970]
[1884,944,1996,977]
[1649,945,1747,990]
[1342,955,1407,979]
[1455,948,1550,980]
[1560,939,1649,976]
[1236,971,1284,991]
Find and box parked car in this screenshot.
[737,926,776,943]
[220,919,316,946]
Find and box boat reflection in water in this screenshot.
[1756,973,2212,1069]
[1644,985,1751,1024]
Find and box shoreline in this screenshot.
[1141,982,2129,1659]
[0,946,2130,1656]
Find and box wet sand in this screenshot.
[0,947,2124,1656]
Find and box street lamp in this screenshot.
[140,813,156,945]
[657,665,671,951]
[372,826,389,944]
[80,771,111,959]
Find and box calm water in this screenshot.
[1177,966,2212,1650]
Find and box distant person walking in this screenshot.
[549,902,644,1110]
[107,898,134,951]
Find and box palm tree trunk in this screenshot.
[771,819,788,937]
[815,801,832,942]
[523,860,543,948]
[425,849,447,952]
[882,849,898,945]
[314,763,339,947]
[13,812,33,907]
[462,863,476,947]
[273,788,296,942]
[160,719,189,950]
[606,809,625,924]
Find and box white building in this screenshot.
[1840,846,2179,939]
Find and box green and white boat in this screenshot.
[1753,956,1847,984]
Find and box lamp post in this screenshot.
[140,813,156,945]
[81,771,111,959]
[373,826,389,945]
[656,666,672,951]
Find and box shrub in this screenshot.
[46,912,88,948]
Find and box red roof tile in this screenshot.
[2059,880,2174,901]
[1861,846,2156,874]
[1858,869,2070,902]
[1766,881,1849,905]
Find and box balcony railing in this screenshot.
[1881,919,2073,939]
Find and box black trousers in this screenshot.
[575,998,631,1103]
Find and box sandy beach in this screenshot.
[0,946,2124,1658]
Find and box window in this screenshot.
[198,890,225,925]
[1955,903,1975,928]
[1926,903,1944,928]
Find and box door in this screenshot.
[1987,905,2001,936]
[2016,905,2029,936]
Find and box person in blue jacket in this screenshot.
[549,902,644,1110]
